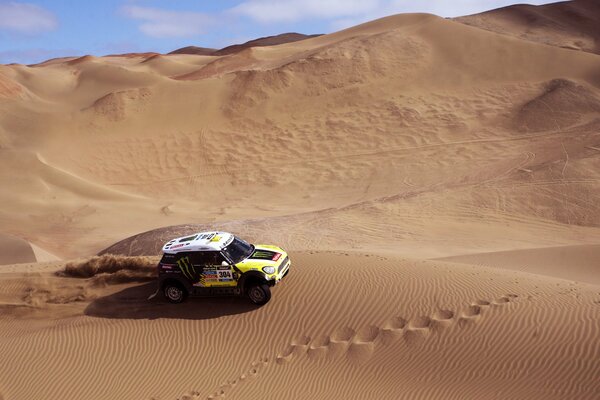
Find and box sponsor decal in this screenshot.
[210,235,222,243]
[171,243,185,249]
[176,256,199,283]
[250,249,277,260]
[272,253,282,261]
[197,232,216,241]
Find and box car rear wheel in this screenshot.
[247,283,271,305]
[163,282,187,304]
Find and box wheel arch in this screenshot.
[160,276,191,293]
[238,271,268,294]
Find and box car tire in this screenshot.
[247,283,271,305]
[163,282,187,304]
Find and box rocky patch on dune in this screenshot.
[84,87,152,121]
[98,224,208,256]
[224,69,293,113]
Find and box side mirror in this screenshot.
[221,261,229,267]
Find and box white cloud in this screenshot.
[231,0,381,23]
[386,0,551,18]
[121,5,211,38]
[232,0,553,25]
[0,1,57,35]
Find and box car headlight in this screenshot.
[262,266,276,275]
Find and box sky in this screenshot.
[0,0,555,64]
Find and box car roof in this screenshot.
[162,231,235,254]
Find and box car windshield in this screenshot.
[222,237,254,264]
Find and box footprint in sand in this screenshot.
[290,335,311,355]
[277,335,314,364]
[410,315,433,329]
[329,326,356,355]
[431,309,455,331]
[179,390,201,400]
[458,304,482,327]
[307,335,331,359]
[276,344,295,364]
[404,316,432,344]
[380,317,407,344]
[348,325,380,361]
[464,305,482,317]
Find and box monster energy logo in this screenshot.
[177,256,196,280]
[251,250,275,260]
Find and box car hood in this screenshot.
[237,244,287,268]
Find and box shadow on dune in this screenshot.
[84,282,258,320]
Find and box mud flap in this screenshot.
[147,288,159,300]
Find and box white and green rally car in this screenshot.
[156,231,290,305]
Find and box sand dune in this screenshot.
[1,7,599,258]
[0,233,37,264]
[169,46,217,56]
[514,78,600,132]
[456,0,600,54]
[0,233,59,265]
[169,33,321,57]
[1,253,598,399]
[213,33,322,56]
[1,1,600,399]
[440,243,600,285]
[0,71,24,98]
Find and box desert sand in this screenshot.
[1,1,600,399]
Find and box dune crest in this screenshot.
[456,0,600,54]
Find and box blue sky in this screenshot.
[0,0,554,64]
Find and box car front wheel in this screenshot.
[247,283,271,305]
[163,282,187,304]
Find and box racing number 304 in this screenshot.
[218,270,233,280]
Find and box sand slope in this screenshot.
[0,233,59,265]
[2,11,600,258]
[0,253,599,400]
[440,244,600,285]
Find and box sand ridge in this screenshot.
[1,252,599,399]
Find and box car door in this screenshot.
[192,252,233,287]
[213,252,236,287]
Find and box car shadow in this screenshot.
[84,282,258,320]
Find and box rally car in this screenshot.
[155,231,290,305]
